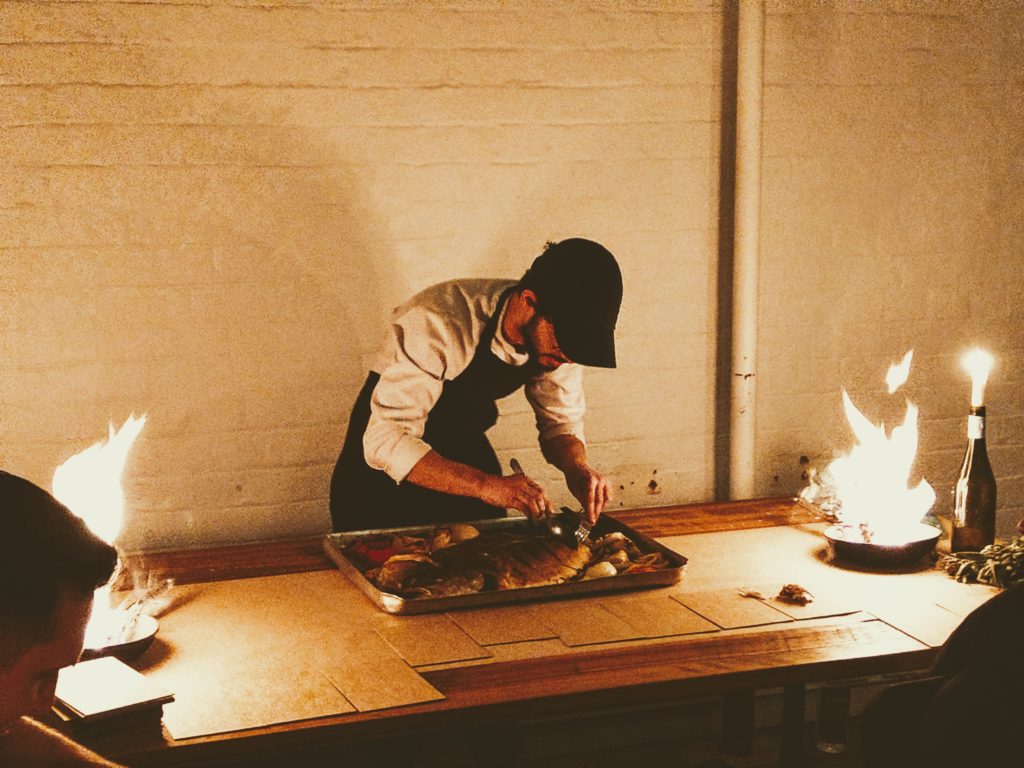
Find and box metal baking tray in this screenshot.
[323,514,688,615]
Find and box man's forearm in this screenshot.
[404,449,493,499]
[540,433,588,473]
[403,450,552,518]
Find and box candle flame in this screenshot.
[885,350,913,394]
[962,348,994,408]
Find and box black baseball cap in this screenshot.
[521,238,623,368]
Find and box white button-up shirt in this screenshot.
[364,279,586,483]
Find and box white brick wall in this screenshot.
[0,1,721,549]
[1,1,1020,550]
[759,1,1024,537]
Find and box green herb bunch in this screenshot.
[939,538,1024,589]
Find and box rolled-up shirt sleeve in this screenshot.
[527,364,587,447]
[363,300,474,483]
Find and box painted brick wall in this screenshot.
[2,1,1021,552]
[0,1,722,550]
[758,1,1024,537]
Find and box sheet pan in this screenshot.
[323,514,688,615]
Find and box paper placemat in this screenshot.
[372,613,492,667]
[932,583,999,618]
[529,600,642,646]
[448,604,558,646]
[674,589,793,629]
[161,663,355,740]
[600,593,719,638]
[866,600,963,648]
[325,634,445,712]
[142,571,441,739]
[739,583,862,621]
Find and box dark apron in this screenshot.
[329,289,539,531]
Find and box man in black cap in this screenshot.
[329,237,623,532]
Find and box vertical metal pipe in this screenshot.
[729,0,765,499]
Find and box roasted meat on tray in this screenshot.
[341,524,670,598]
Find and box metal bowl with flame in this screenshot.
[80,607,159,663]
[824,522,940,567]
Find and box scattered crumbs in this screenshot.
[736,588,766,600]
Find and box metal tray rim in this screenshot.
[323,514,687,615]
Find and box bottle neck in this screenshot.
[967,405,987,440]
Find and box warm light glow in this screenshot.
[51,415,146,649]
[807,355,936,545]
[962,348,994,407]
[885,350,913,394]
[52,415,146,546]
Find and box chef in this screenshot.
[329,237,623,532]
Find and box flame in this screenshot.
[885,350,913,394]
[52,415,146,545]
[807,355,935,544]
[962,348,994,407]
[51,415,146,649]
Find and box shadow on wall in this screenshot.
[3,131,394,550]
[124,157,394,549]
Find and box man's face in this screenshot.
[0,590,92,725]
[523,314,573,371]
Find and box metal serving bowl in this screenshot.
[824,523,940,568]
[80,613,159,663]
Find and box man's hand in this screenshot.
[405,451,552,519]
[565,464,611,526]
[539,434,612,527]
[480,473,553,521]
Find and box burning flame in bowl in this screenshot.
[801,352,936,546]
[52,416,146,546]
[52,415,147,650]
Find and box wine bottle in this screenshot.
[951,405,996,551]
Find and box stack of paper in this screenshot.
[54,656,173,737]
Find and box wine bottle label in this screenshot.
[967,415,984,440]
[953,477,968,524]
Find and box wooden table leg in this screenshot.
[780,683,806,768]
[721,689,755,755]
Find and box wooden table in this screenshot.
[96,499,996,768]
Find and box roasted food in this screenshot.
[371,553,435,593]
[777,583,814,605]
[582,561,617,580]
[432,533,591,590]
[342,523,670,599]
[365,552,485,599]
